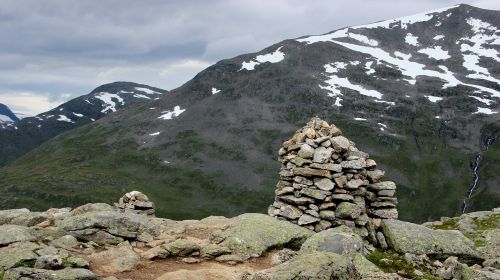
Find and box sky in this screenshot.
[1,0,499,115]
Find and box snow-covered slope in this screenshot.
[0,82,168,165]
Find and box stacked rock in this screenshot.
[115,191,155,216]
[268,117,398,246]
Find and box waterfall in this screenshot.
[462,136,497,213]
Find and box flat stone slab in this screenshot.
[382,219,483,263]
[214,213,313,257]
[0,225,35,246]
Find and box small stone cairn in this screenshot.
[268,117,398,246]
[115,190,155,216]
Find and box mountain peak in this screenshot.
[0,103,20,123]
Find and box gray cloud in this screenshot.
[0,0,498,114]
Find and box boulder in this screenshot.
[88,242,140,273]
[336,202,361,220]
[215,213,313,257]
[300,226,365,257]
[3,267,97,280]
[0,225,35,246]
[0,242,41,271]
[55,210,161,245]
[382,219,483,263]
[34,255,63,269]
[163,239,201,256]
[252,251,359,280]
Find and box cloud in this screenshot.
[0,91,67,116]
[0,0,499,115]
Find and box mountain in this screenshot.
[0,103,20,123]
[0,4,499,222]
[0,82,168,166]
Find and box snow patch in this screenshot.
[57,115,74,123]
[158,106,186,120]
[418,46,450,60]
[365,61,376,75]
[94,92,125,113]
[321,64,383,100]
[425,95,443,103]
[354,118,367,121]
[134,87,162,95]
[241,46,285,71]
[212,87,221,95]
[470,96,493,105]
[73,112,84,117]
[149,132,161,136]
[433,35,445,40]
[133,94,151,99]
[297,29,378,46]
[475,107,497,115]
[405,33,420,46]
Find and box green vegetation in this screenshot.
[13,259,35,268]
[431,219,459,231]
[367,249,440,280]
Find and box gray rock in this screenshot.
[371,208,398,219]
[382,219,483,263]
[336,202,361,220]
[313,147,332,163]
[253,251,359,280]
[55,210,161,245]
[292,167,331,178]
[314,178,335,191]
[300,226,364,257]
[300,188,329,200]
[88,242,140,273]
[309,163,342,172]
[297,144,315,159]
[345,179,365,190]
[331,136,350,152]
[0,209,30,225]
[378,189,396,197]
[34,255,63,269]
[50,235,80,249]
[216,213,313,257]
[279,205,303,219]
[278,195,314,206]
[340,159,366,170]
[270,248,297,265]
[366,170,385,183]
[64,256,90,268]
[200,244,232,259]
[0,225,35,246]
[331,194,354,202]
[369,181,396,190]
[163,239,201,256]
[376,232,388,249]
[319,210,336,221]
[4,267,97,280]
[0,242,41,271]
[298,214,320,225]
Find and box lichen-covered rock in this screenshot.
[215,213,313,257]
[88,242,140,273]
[252,251,359,280]
[163,239,201,256]
[4,267,97,280]
[0,242,41,271]
[300,226,365,257]
[34,255,63,269]
[0,224,35,246]
[55,210,162,245]
[382,219,483,263]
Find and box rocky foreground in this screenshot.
[0,197,499,280]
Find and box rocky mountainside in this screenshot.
[0,191,499,280]
[0,4,499,222]
[0,82,168,166]
[0,103,20,124]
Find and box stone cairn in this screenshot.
[115,190,155,216]
[268,117,398,246]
